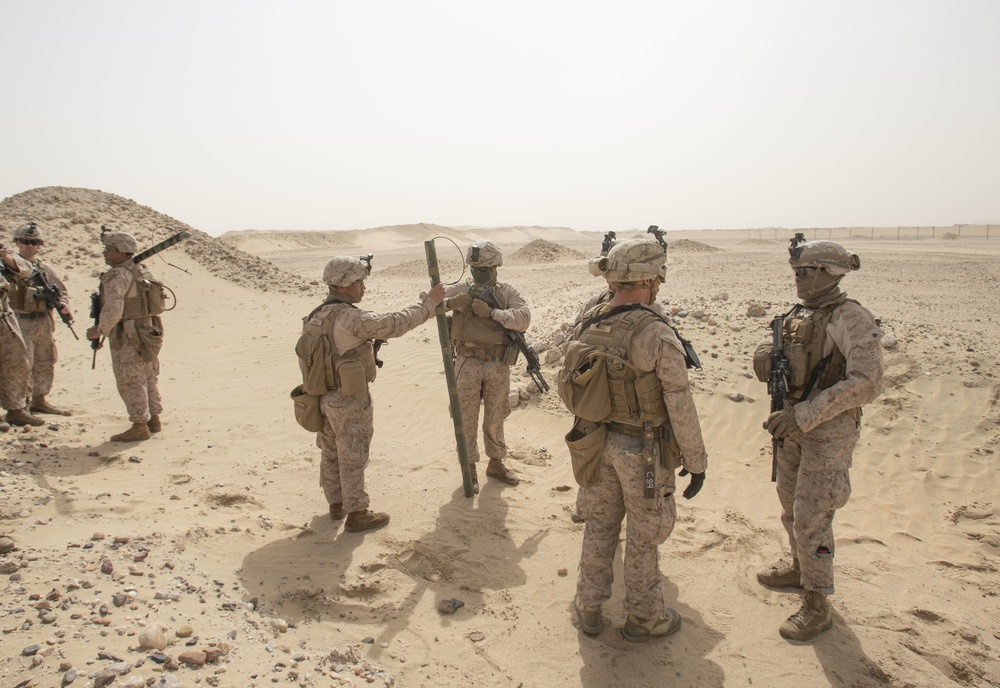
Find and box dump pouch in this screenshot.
[291,385,323,432]
[565,418,607,488]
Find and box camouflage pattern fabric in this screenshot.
[317,391,374,512]
[110,344,162,423]
[776,297,883,596]
[17,315,57,398]
[0,315,30,410]
[576,431,678,619]
[455,357,511,463]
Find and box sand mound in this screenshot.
[0,187,307,294]
[507,239,588,263]
[669,238,722,253]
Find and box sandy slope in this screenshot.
[1,188,998,688]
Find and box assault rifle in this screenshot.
[468,284,549,393]
[358,252,387,366]
[765,313,791,482]
[29,268,79,339]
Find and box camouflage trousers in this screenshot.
[455,356,510,463]
[17,314,57,398]
[110,343,162,423]
[577,430,678,620]
[317,389,374,513]
[776,411,857,596]
[0,314,30,410]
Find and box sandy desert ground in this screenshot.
[0,187,998,688]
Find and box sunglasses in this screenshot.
[17,240,42,246]
[793,267,818,278]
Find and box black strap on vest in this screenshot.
[798,353,833,402]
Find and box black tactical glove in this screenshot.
[679,469,705,500]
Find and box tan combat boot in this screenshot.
[757,558,802,588]
[779,590,833,640]
[110,423,152,443]
[486,458,520,486]
[622,608,682,643]
[329,503,346,521]
[30,395,71,416]
[147,415,162,433]
[344,509,390,533]
[6,408,45,427]
[574,595,603,635]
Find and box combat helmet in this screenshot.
[323,256,369,287]
[789,240,860,277]
[101,231,138,254]
[598,238,666,283]
[466,241,502,268]
[13,222,43,244]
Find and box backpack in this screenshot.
[295,305,339,396]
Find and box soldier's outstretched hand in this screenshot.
[427,283,446,305]
[447,292,473,310]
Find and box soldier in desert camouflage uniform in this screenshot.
[755,239,884,641]
[306,256,445,533]
[0,239,44,431]
[443,241,530,490]
[8,223,74,416]
[568,238,708,642]
[86,232,164,443]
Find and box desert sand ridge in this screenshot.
[0,186,998,687]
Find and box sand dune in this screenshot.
[0,187,998,688]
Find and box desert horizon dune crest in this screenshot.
[0,186,998,688]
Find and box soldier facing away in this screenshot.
[8,222,74,416]
[755,239,884,641]
[566,238,708,642]
[302,256,445,533]
[0,238,44,430]
[85,232,166,442]
[443,241,530,491]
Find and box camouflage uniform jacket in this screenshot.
[792,300,884,433]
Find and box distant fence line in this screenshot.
[740,225,994,240]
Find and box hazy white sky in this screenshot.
[2,1,997,236]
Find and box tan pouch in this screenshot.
[752,343,772,382]
[565,419,607,488]
[336,358,369,396]
[659,425,683,471]
[291,385,323,432]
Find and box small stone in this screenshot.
[175,625,193,638]
[728,393,745,402]
[557,568,568,576]
[747,303,767,317]
[707,326,717,335]
[128,456,142,463]
[22,643,41,656]
[468,631,485,642]
[92,533,105,541]
[437,598,464,614]
[881,334,898,349]
[100,560,113,575]
[361,636,375,644]
[178,650,207,666]
[112,593,128,607]
[138,623,168,650]
[0,560,20,574]
[0,537,14,554]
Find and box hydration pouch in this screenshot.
[335,358,369,396]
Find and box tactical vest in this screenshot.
[101,262,165,321]
[450,283,514,362]
[782,297,856,403]
[8,263,48,314]
[297,301,377,396]
[576,308,670,426]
